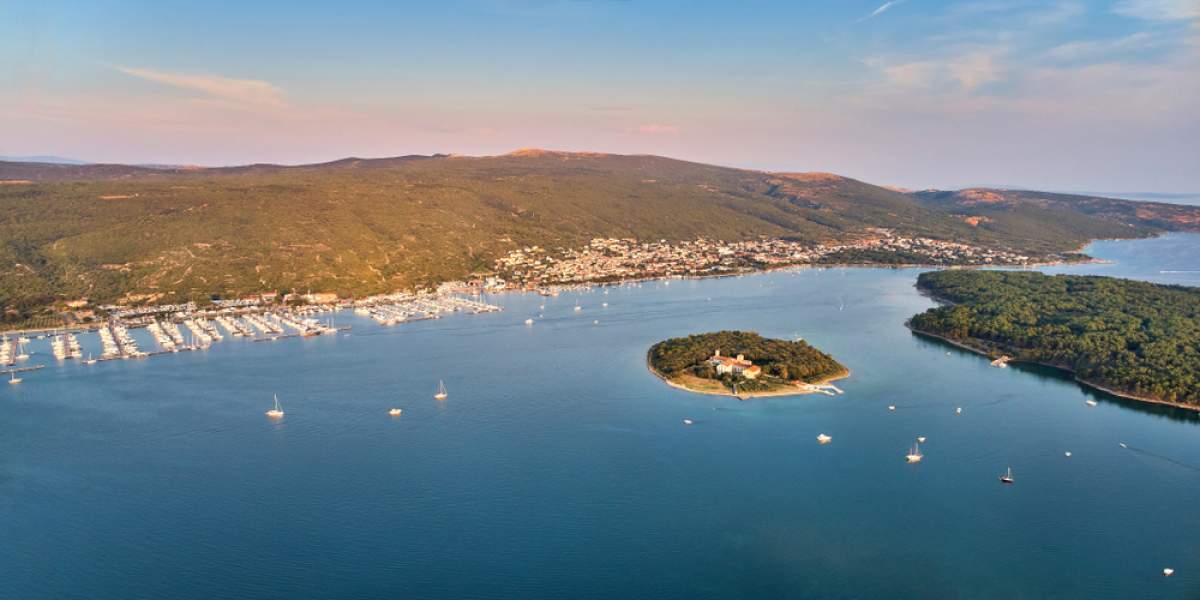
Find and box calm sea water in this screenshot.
[3,234,1199,599]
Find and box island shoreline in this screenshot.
[906,323,1200,413]
[645,353,850,400]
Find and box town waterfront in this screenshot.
[2,234,1199,599]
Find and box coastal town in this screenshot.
[490,232,1042,289]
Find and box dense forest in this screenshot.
[910,270,1200,406]
[648,330,847,389]
[2,150,1196,327]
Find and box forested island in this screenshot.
[647,331,848,397]
[910,270,1200,408]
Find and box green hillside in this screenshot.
[910,270,1200,406]
[2,150,1197,325]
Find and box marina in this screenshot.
[0,294,499,373]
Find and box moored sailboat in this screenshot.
[434,380,448,400]
[266,394,285,418]
[905,441,923,463]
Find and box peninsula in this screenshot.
[909,270,1200,409]
[647,331,848,398]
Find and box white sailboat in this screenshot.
[905,441,923,463]
[265,394,285,418]
[434,380,448,400]
[8,371,22,385]
[999,467,1014,484]
[84,353,97,365]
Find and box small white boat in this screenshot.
[817,433,832,444]
[888,405,897,411]
[265,394,284,418]
[917,436,927,443]
[1119,442,1128,449]
[574,305,582,312]
[683,418,694,426]
[434,380,448,400]
[1163,568,1174,577]
[955,407,963,416]
[388,408,403,416]
[1064,451,1072,457]
[1085,399,1098,407]
[524,318,534,325]
[8,372,21,385]
[905,442,923,463]
[84,354,97,365]
[601,302,608,307]
[999,467,1014,484]
[593,320,599,325]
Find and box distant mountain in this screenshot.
[912,188,1200,233]
[1,150,1198,323]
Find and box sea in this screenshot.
[2,234,1199,599]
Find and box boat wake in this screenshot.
[1122,443,1200,474]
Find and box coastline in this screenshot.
[906,324,1200,413]
[0,244,1103,335]
[645,355,850,400]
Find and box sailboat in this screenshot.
[388,407,403,416]
[905,441,923,463]
[265,394,285,418]
[999,467,1014,484]
[434,380,448,400]
[8,371,22,385]
[84,353,97,365]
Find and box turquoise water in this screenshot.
[3,234,1199,599]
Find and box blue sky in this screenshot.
[1,0,1197,191]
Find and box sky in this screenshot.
[1,0,1197,191]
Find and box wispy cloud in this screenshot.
[1112,0,1200,21]
[859,0,907,22]
[873,49,1007,92]
[1044,32,1160,61]
[116,66,287,109]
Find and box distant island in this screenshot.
[647,331,848,398]
[909,270,1200,409]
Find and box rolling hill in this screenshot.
[2,150,1198,325]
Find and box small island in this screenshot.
[909,270,1200,409]
[647,330,849,398]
